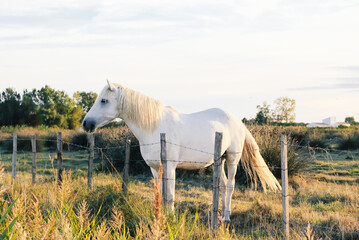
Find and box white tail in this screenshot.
[241,127,282,192]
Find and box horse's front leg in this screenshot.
[150,167,159,180]
[165,164,176,213]
[151,167,163,194]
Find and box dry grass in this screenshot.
[0,168,266,239]
[1,126,358,239]
[1,164,358,239]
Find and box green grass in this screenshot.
[0,148,99,175]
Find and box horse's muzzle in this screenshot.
[82,118,96,132]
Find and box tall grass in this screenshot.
[1,126,358,239]
[0,164,18,238]
[338,131,359,150]
[246,125,308,178]
[0,162,218,239]
[1,159,358,239]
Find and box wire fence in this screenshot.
[0,132,358,238]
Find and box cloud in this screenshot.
[289,65,359,91]
[335,66,359,72]
[4,0,334,49]
[0,1,241,48]
[288,78,359,91]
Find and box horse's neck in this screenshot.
[117,87,165,133]
[123,106,175,144]
[125,120,156,144]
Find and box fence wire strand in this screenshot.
[0,134,358,236]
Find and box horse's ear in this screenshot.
[107,79,115,91]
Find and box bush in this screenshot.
[241,126,308,181]
[307,137,329,149]
[93,127,150,175]
[44,132,58,151]
[1,135,45,152]
[70,132,88,150]
[284,126,309,145]
[338,132,359,150]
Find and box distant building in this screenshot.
[307,116,350,127]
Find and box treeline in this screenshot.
[243,97,298,125]
[0,86,97,129]
[242,97,358,126]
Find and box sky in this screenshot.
[0,0,358,123]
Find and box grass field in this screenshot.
[1,142,358,239]
[0,149,93,178]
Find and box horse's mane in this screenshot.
[117,84,165,132]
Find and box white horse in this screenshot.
[83,80,281,222]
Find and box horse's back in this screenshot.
[174,108,244,165]
[184,108,231,121]
[181,108,243,132]
[144,107,245,169]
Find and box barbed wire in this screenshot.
[1,136,358,233]
[0,137,357,177]
[2,136,359,155]
[1,137,357,175]
[166,142,214,156]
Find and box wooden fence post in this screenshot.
[123,137,131,195]
[31,135,36,184]
[160,133,168,210]
[12,134,17,179]
[212,132,223,230]
[57,132,63,185]
[281,135,290,240]
[88,133,95,189]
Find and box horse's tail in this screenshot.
[241,126,282,192]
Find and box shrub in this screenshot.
[44,132,58,150]
[240,126,308,182]
[284,126,310,145]
[70,132,88,150]
[1,135,45,152]
[93,127,150,175]
[338,132,359,150]
[307,137,329,149]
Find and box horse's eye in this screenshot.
[101,99,108,104]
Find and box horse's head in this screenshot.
[82,80,122,132]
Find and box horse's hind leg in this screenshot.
[223,152,241,222]
[220,158,228,219]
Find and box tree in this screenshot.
[0,85,97,129]
[0,86,96,129]
[36,86,63,127]
[20,89,42,126]
[67,106,84,129]
[73,91,97,113]
[36,85,81,129]
[255,102,272,124]
[273,97,296,123]
[0,88,22,126]
[345,116,355,125]
[242,117,255,125]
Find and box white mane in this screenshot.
[117,85,165,132]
